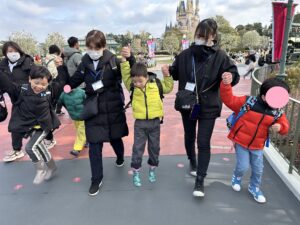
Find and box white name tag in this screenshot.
[92,80,104,91]
[185,82,196,91]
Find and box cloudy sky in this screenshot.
[0,0,299,42]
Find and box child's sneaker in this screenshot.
[70,150,80,157]
[133,170,142,187]
[3,150,25,162]
[248,185,266,203]
[231,174,242,192]
[148,167,156,183]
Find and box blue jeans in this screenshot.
[234,144,264,188]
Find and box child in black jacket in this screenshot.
[0,65,69,184]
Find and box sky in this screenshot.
[0,0,299,42]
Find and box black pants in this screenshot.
[89,138,124,184]
[11,132,25,151]
[181,111,216,177]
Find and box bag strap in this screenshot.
[233,96,257,126]
[45,58,55,67]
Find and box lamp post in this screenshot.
[277,0,294,79]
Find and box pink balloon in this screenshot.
[266,87,289,109]
[64,85,71,93]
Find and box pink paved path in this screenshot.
[0,79,251,161]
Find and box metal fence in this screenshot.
[251,64,300,175]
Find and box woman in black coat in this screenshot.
[68,30,135,196]
[0,41,33,162]
[165,19,240,197]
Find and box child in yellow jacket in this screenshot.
[121,55,173,187]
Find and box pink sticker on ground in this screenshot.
[177,163,185,168]
[14,184,24,191]
[128,170,133,175]
[266,86,289,109]
[72,177,81,183]
[222,157,230,162]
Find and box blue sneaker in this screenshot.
[149,167,156,183]
[133,171,142,187]
[248,185,266,203]
[231,175,242,192]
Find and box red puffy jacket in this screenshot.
[220,82,289,150]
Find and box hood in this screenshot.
[63,46,81,58]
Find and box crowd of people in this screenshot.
[0,19,290,203]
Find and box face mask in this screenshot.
[87,49,103,61]
[7,52,20,63]
[194,38,213,47]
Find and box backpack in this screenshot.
[226,96,283,147]
[0,93,8,122]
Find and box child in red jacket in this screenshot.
[221,73,290,203]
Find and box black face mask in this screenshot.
[190,45,213,62]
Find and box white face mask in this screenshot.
[7,52,20,63]
[194,38,213,47]
[87,49,103,61]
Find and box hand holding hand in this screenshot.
[121,47,131,62]
[222,72,233,85]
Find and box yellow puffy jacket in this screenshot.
[121,61,174,120]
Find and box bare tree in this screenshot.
[163,34,180,59]
[9,31,38,56]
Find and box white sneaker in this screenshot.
[3,150,25,162]
[44,139,57,150]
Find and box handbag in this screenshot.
[80,94,99,120]
[0,93,8,122]
[174,56,203,112]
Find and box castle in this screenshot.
[165,0,200,35]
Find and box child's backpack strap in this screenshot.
[148,74,164,101]
[226,96,257,130]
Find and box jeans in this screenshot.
[181,111,216,177]
[234,144,264,188]
[89,138,124,184]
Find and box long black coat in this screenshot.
[0,54,33,85]
[69,50,129,143]
[171,45,240,119]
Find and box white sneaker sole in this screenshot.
[193,191,205,197]
[89,181,103,196]
[3,152,25,162]
[190,171,197,177]
[232,184,241,192]
[115,162,124,168]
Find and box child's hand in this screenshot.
[161,65,170,77]
[222,72,233,85]
[271,123,281,133]
[121,47,131,62]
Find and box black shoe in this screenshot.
[116,158,125,167]
[70,150,80,157]
[89,181,102,196]
[193,176,205,197]
[189,159,197,177]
